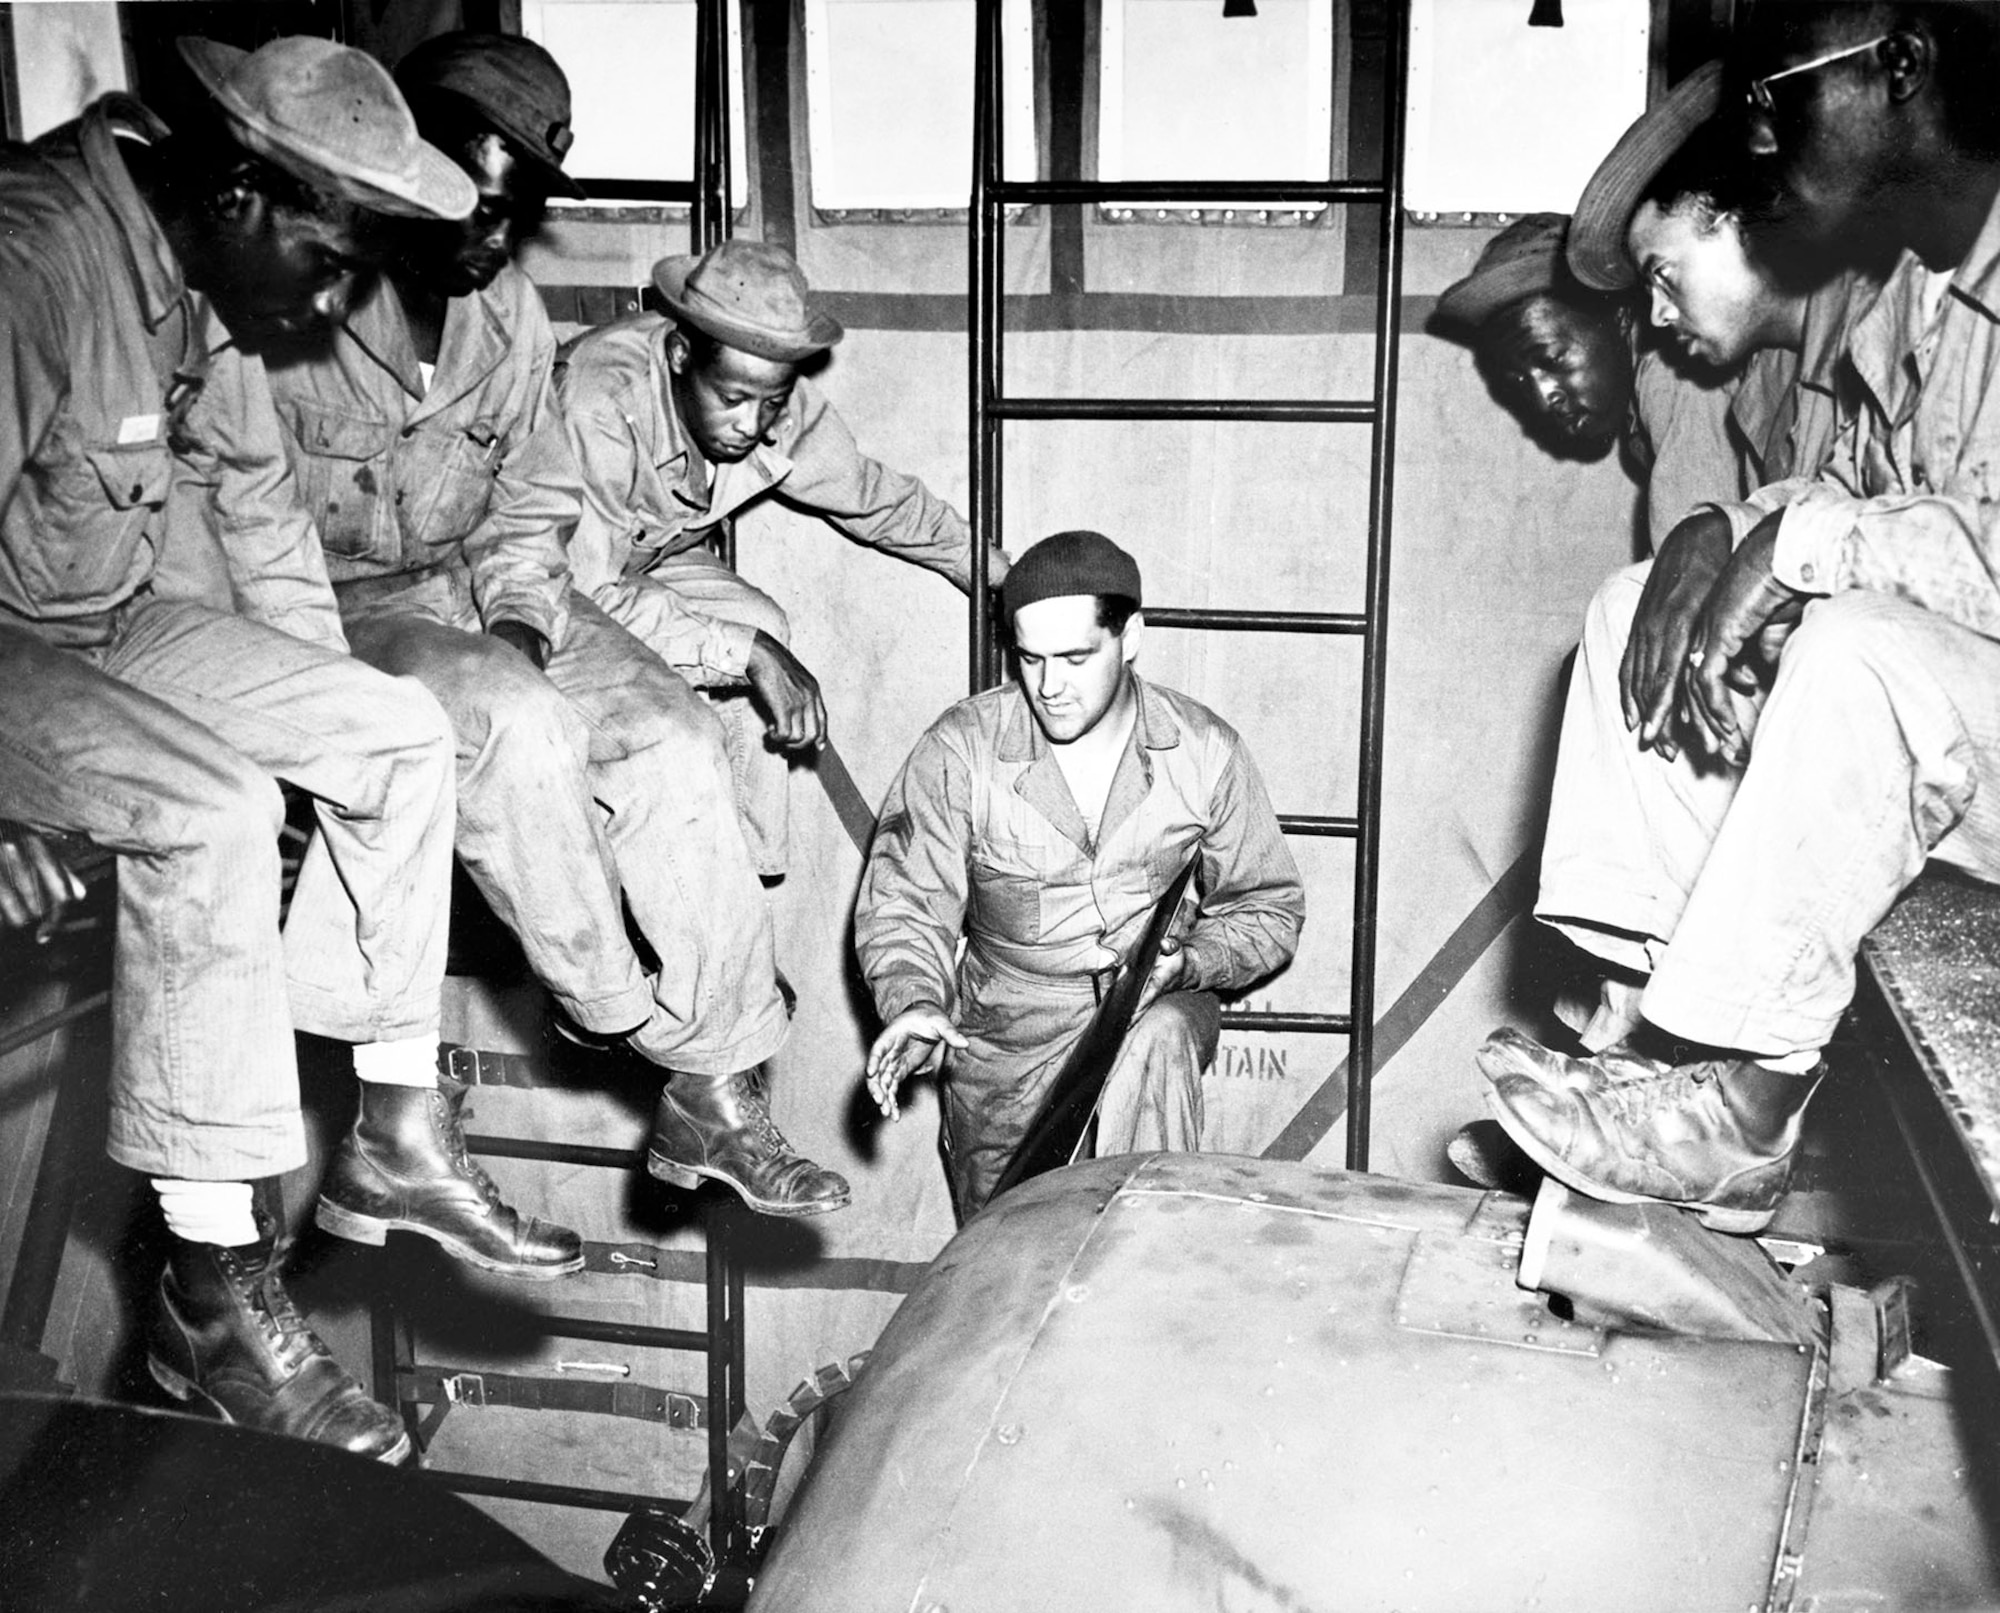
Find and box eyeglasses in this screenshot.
[1746,34,1891,114]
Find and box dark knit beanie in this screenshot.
[1001,530,1142,619]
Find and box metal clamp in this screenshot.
[441,1371,487,1408]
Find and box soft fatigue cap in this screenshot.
[1434,213,1572,330]
[652,240,843,364]
[177,36,475,220]
[1567,61,1724,292]
[394,31,587,200]
[1002,531,1143,620]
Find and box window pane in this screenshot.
[520,0,748,203]
[804,0,1034,212]
[1405,0,1649,215]
[1099,0,1336,211]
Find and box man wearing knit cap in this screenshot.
[855,532,1304,1220]
[263,33,846,1220]
[557,238,1009,879]
[0,35,485,1462]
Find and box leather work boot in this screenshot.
[316,1079,583,1278]
[1478,1028,1823,1234]
[148,1206,410,1464]
[648,1067,851,1216]
[1478,1025,1683,1094]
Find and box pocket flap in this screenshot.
[292,405,397,463]
[83,444,172,510]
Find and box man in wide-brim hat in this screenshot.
[557,238,1010,882]
[263,36,848,1223]
[0,33,501,1464]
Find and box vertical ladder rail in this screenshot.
[1347,1,1410,1173]
[968,0,1004,691]
[966,0,1411,1169]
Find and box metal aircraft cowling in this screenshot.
[748,1153,1987,1613]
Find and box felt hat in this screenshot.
[1434,213,1572,330]
[177,35,475,220]
[1566,61,1725,292]
[652,240,843,363]
[1002,531,1143,619]
[394,31,587,200]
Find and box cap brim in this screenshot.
[522,147,588,202]
[1567,60,1725,292]
[176,35,477,221]
[651,255,843,363]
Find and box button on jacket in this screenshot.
[0,97,343,651]
[264,261,576,648]
[555,313,972,686]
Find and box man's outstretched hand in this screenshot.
[746,630,828,752]
[864,1006,966,1121]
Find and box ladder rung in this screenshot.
[995,397,1376,424]
[515,1314,709,1351]
[571,178,700,203]
[425,1471,682,1516]
[1145,608,1367,635]
[465,1134,643,1170]
[1219,1011,1353,1034]
[1278,815,1359,838]
[992,179,1389,207]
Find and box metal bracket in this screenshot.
[442,1371,488,1409]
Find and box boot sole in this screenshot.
[646,1153,851,1217]
[315,1198,586,1280]
[146,1354,415,1466]
[1481,1091,1778,1236]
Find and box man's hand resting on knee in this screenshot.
[747,630,828,752]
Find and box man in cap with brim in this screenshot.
[854,531,1305,1221]
[1464,65,1869,1088]
[1478,1,2000,1240]
[556,238,1011,882]
[0,33,517,1464]
[262,35,845,1221]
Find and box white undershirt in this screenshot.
[1053,703,1139,843]
[417,360,435,395]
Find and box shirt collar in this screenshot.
[341,272,513,406]
[996,672,1183,763]
[78,96,183,332]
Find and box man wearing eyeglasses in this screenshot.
[1479,1,2000,1236]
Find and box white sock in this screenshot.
[152,1178,257,1247]
[352,1036,439,1087]
[1755,1048,1821,1075]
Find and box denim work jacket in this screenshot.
[554,314,972,684]
[0,97,342,651]
[264,262,577,647]
[857,676,1305,1029]
[1724,198,2000,638]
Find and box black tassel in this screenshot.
[1528,0,1564,25]
[1223,0,1258,16]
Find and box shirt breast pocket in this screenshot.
[402,423,503,552]
[27,437,175,605]
[288,405,398,561]
[968,835,1045,943]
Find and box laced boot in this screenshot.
[316,1079,583,1278]
[148,1197,410,1463]
[648,1067,850,1217]
[1478,1028,1823,1234]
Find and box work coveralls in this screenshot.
[1538,246,2000,1057]
[555,315,974,874]
[263,269,784,1075]
[0,99,456,1179]
[857,677,1304,1217]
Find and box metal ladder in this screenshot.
[380,0,752,1565]
[966,0,1411,1169]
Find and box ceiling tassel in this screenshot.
[1223,0,1258,16]
[1528,0,1564,24]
